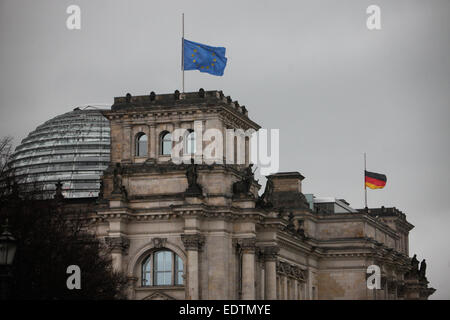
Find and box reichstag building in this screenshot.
[8,89,435,300]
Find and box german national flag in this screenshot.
[365,170,387,189]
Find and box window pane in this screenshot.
[142,257,151,286]
[155,271,172,286]
[154,251,173,285]
[155,251,172,271]
[176,255,184,285]
[177,271,183,285]
[162,133,172,155]
[136,134,148,157]
[186,131,195,155]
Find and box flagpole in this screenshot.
[182,13,185,93]
[364,152,368,210]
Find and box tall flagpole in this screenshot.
[364,152,368,209]
[182,13,185,93]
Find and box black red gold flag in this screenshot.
[365,170,387,189]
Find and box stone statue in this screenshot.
[411,254,420,272]
[112,163,122,194]
[256,177,274,208]
[186,158,198,187]
[419,259,427,280]
[244,164,254,180]
[232,164,254,196]
[54,180,64,200]
[185,158,202,195]
[286,212,296,233]
[121,185,128,201]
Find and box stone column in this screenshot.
[263,246,279,300]
[294,279,299,300]
[122,124,132,163]
[149,124,156,159]
[260,264,265,300]
[181,234,205,300]
[282,276,288,299]
[105,236,130,272]
[239,238,256,300]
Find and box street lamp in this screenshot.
[0,219,17,300]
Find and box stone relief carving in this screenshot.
[276,261,306,281]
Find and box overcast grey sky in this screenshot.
[1,0,449,298]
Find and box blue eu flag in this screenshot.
[183,39,227,76]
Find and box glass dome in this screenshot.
[8,108,110,198]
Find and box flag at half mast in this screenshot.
[365,170,387,189]
[183,39,227,76]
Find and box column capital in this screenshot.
[262,245,279,261]
[181,234,205,251]
[105,236,130,254]
[238,238,256,254]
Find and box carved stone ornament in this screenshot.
[276,261,306,281]
[105,236,130,253]
[237,238,256,253]
[181,234,205,251]
[151,237,167,249]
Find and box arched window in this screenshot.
[135,133,148,157]
[141,250,184,287]
[161,132,172,155]
[185,130,195,155]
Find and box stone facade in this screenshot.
[72,89,434,300]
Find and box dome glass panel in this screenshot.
[8,108,111,198]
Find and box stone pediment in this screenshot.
[142,291,175,300]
